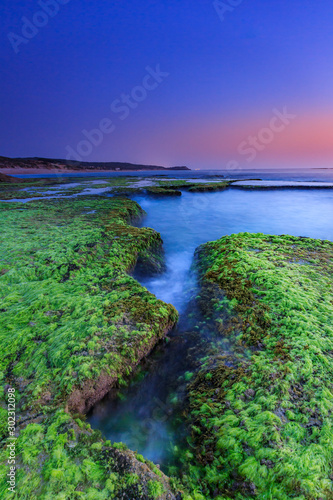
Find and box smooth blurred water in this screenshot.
[87,188,333,469]
[13,167,333,181]
[134,189,333,310]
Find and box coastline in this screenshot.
[0,168,189,175]
[1,179,333,498]
[0,157,190,176]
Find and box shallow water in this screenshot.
[12,167,333,182]
[134,189,333,309]
[87,188,333,470]
[4,186,114,203]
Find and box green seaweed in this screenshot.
[3,189,333,499]
[156,180,230,193]
[187,182,230,193]
[0,409,175,499]
[0,196,178,498]
[146,187,182,196]
[183,233,333,499]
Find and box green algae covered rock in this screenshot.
[187,182,229,193]
[0,197,179,499]
[184,233,333,499]
[0,409,178,499]
[154,180,230,193]
[146,187,182,196]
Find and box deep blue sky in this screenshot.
[1,0,333,168]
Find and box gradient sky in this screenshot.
[1,0,333,169]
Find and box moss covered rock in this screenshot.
[187,182,229,193]
[146,187,182,197]
[0,409,180,499]
[0,196,179,498]
[183,233,333,499]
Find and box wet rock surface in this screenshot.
[0,196,180,498]
[182,233,333,498]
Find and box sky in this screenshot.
[1,0,333,169]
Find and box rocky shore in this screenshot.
[0,196,180,499]
[1,187,333,499]
[182,233,333,498]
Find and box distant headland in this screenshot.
[0,156,190,174]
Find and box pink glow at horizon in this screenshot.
[124,110,333,170]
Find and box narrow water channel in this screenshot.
[87,188,333,472]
